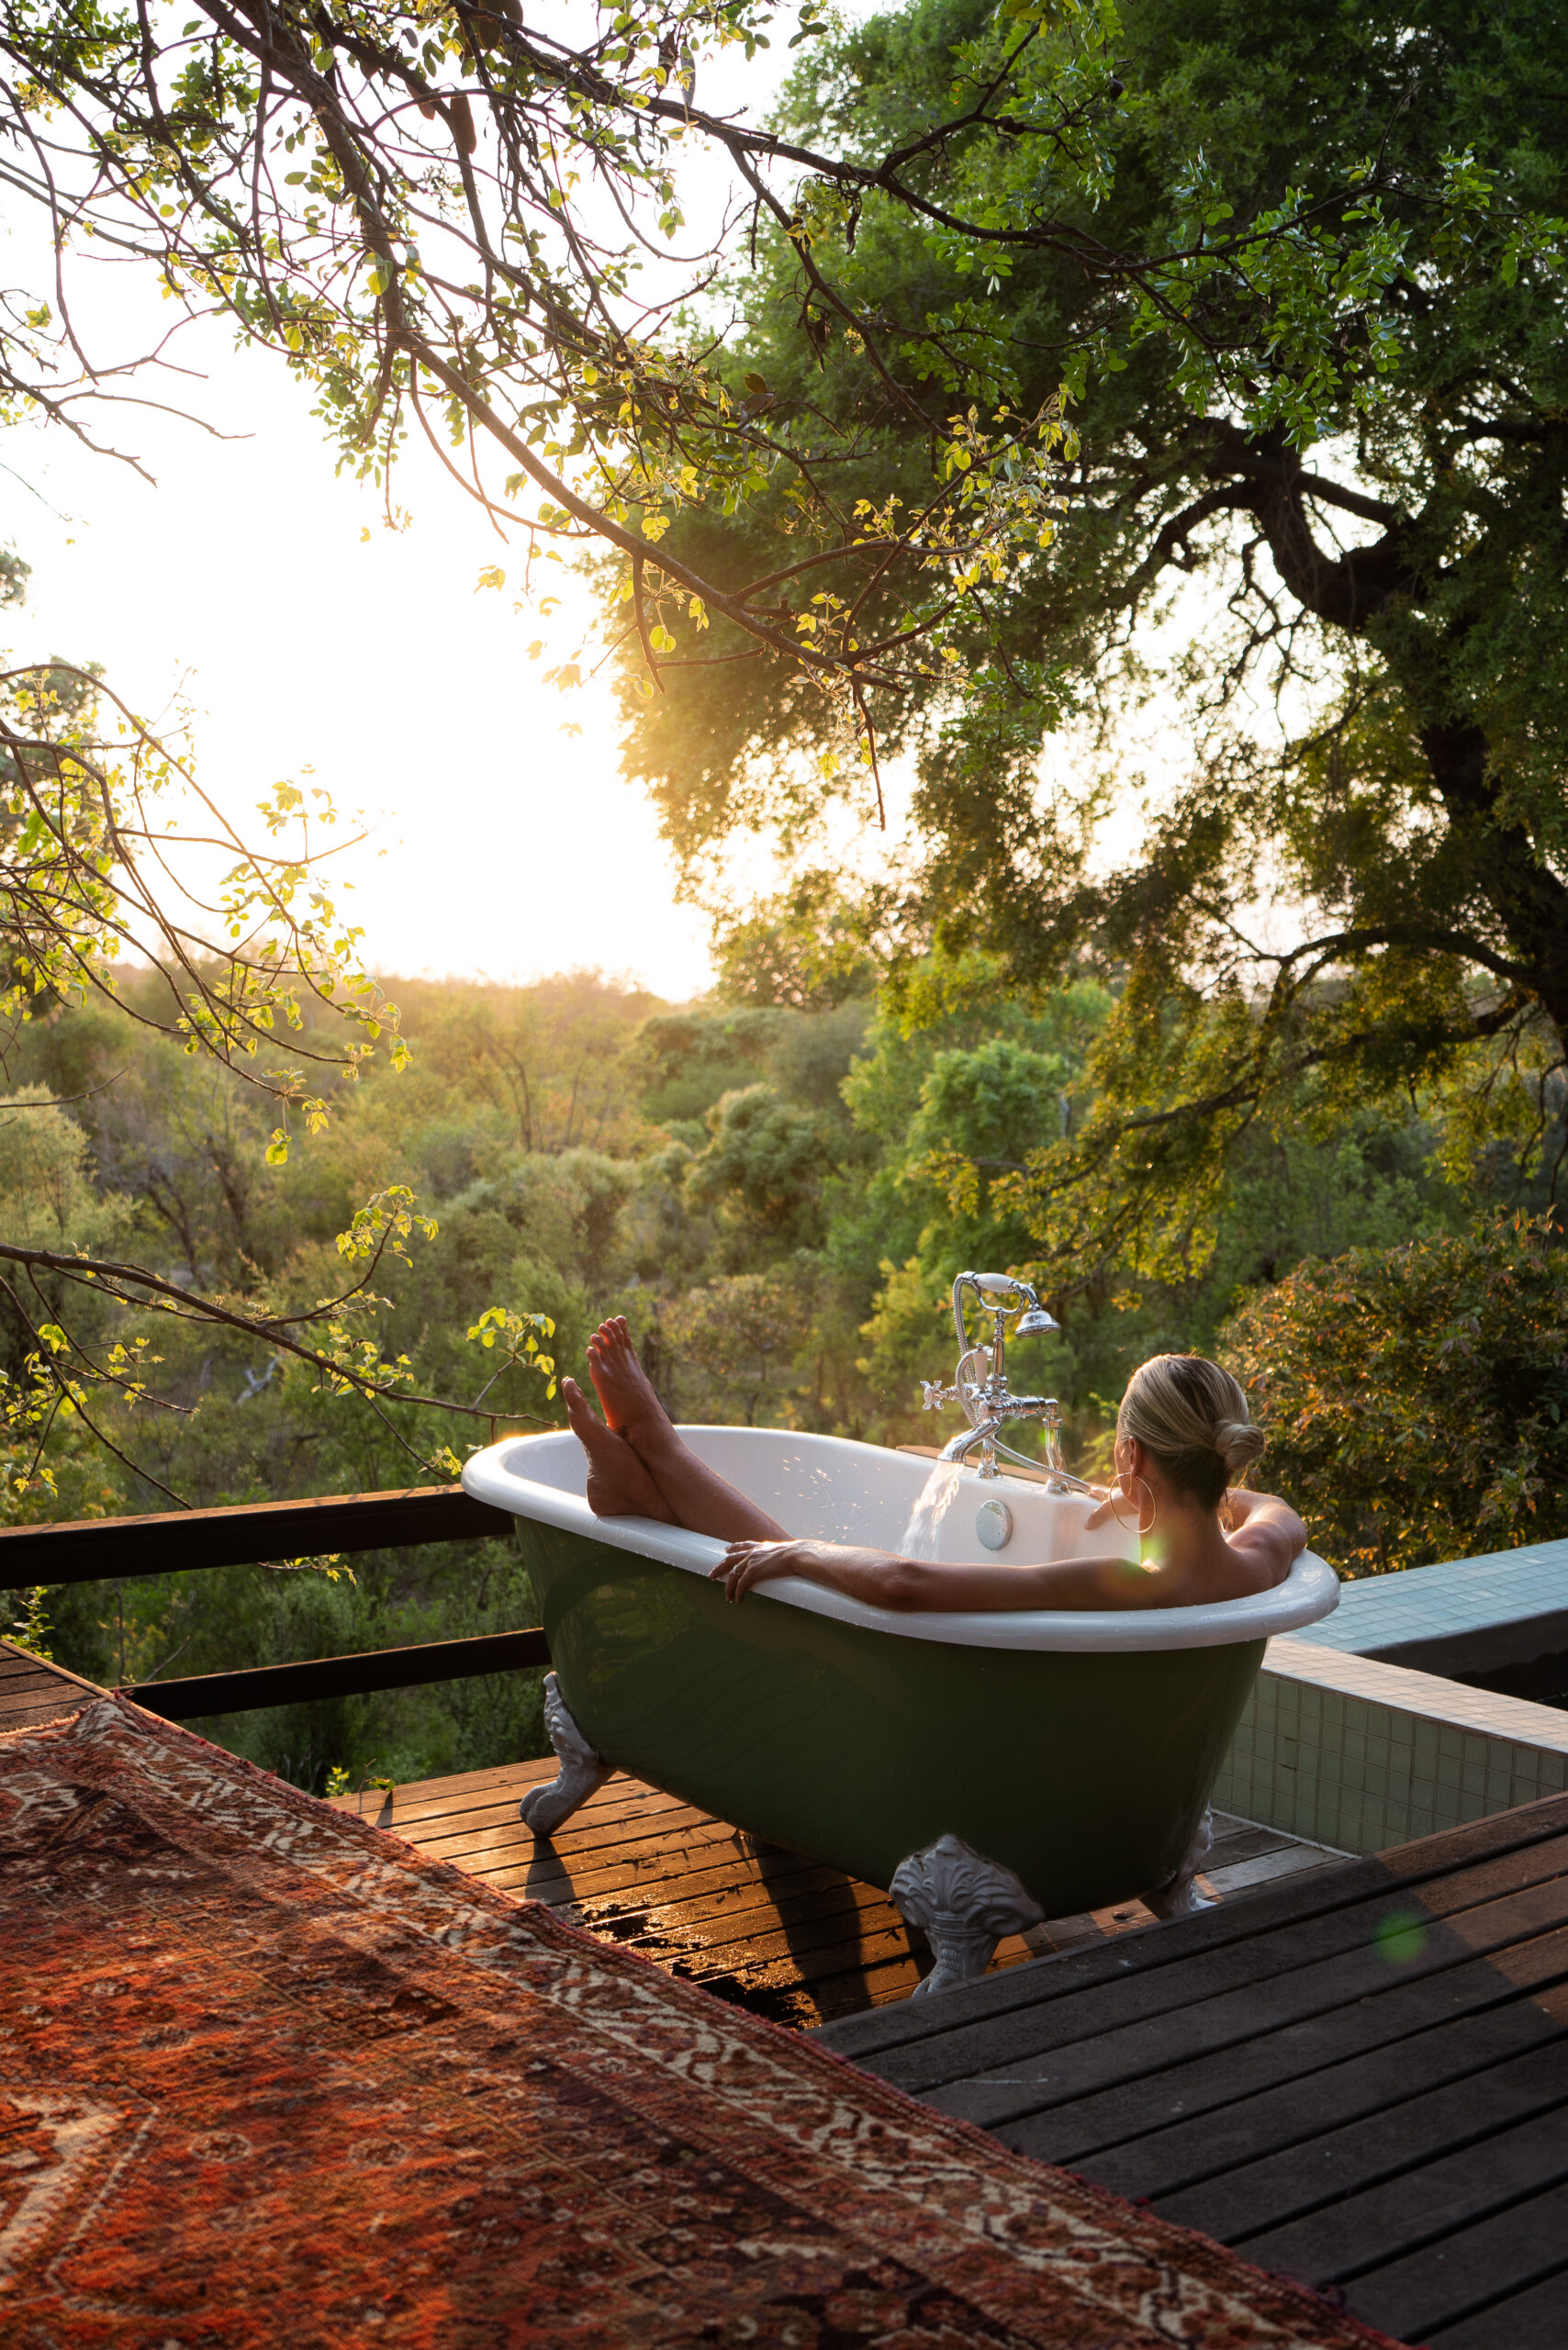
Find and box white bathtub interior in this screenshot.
[465,1427,1340,1653]
[496,1427,1134,1563]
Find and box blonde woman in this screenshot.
[564,1319,1305,1612]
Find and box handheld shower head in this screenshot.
[1014,1305,1059,1337]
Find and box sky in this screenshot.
[3,322,723,1002]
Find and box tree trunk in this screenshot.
[1415,718,1568,1052]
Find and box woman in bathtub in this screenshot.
[563,1316,1305,1614]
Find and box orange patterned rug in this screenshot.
[0,1698,1400,2348]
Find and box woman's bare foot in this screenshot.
[562,1377,675,1522]
[579,1314,787,1542]
[587,1315,676,1450]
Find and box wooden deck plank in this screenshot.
[342,1767,690,1842]
[342,1764,678,1838]
[1335,2176,1568,2344]
[1148,2034,1568,2244]
[543,1852,894,1943]
[420,1796,764,1872]
[431,1841,836,1920]
[818,1789,1568,2065]
[338,1754,557,1810]
[1203,1841,1346,1896]
[573,1863,888,1947]
[466,1841,831,1908]
[863,1832,1568,2102]
[457,1843,825,1918]
[1045,1952,1568,2183]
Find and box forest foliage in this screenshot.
[4,949,1556,1793]
[0,0,1564,1801]
[617,0,1568,1291]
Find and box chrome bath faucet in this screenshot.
[920,1270,1088,1487]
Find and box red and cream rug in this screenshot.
[0,1698,1397,2346]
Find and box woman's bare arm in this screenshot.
[711,1486,1307,1614]
[711,1539,1165,1612]
[1222,1488,1307,1583]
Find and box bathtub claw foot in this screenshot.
[890,1832,1044,2000]
[521,1673,611,1837]
[1142,1807,1216,1920]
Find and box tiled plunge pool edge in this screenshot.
[1214,1634,1568,1853]
[1285,1534,1568,1675]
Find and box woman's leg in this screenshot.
[586,1316,787,1540]
[562,1376,677,1522]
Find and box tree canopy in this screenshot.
[0,0,1562,1498]
[619,0,1568,1281]
[6,0,1540,748]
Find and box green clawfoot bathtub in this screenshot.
[464,1428,1338,1994]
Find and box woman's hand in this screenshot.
[1081,1485,1117,1529]
[710,1532,907,1607]
[711,1538,825,1604]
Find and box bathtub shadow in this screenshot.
[515,1803,927,2025]
[739,1833,932,2020]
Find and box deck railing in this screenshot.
[0,1488,549,1719]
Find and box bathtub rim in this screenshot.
[464,1428,1338,1653]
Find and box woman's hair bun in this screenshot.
[1215,1416,1269,1476]
[1119,1354,1268,1509]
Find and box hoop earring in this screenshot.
[1110,1472,1157,1538]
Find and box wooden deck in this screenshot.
[11,1627,1568,2337]
[328,1751,1349,2028]
[818,1789,1568,2349]
[0,1633,102,1731]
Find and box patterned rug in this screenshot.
[0,1699,1400,2348]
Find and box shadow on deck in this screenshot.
[816,1788,1568,2350]
[329,1751,1350,2028]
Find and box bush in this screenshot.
[1224,1214,1568,1577]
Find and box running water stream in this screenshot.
[898,1460,969,1559]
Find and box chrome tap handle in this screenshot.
[920,1380,960,1412]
